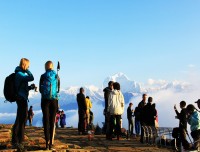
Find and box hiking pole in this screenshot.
[52,61,61,145]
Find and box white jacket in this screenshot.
[107,90,125,115]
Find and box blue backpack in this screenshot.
[40,70,59,100]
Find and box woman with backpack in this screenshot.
[12,58,35,151]
[39,61,60,150]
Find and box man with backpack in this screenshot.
[10,58,35,151]
[39,61,60,150]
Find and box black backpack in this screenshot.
[3,73,18,102]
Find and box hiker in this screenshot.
[28,106,34,126]
[138,94,147,143]
[107,82,125,140]
[134,106,140,136]
[60,110,66,128]
[85,96,92,127]
[186,104,200,150]
[77,87,87,134]
[127,103,134,135]
[174,101,191,150]
[195,99,200,110]
[12,58,35,150]
[103,81,114,139]
[55,110,61,128]
[40,61,60,150]
[143,97,156,126]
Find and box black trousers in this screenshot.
[78,110,86,132]
[179,128,190,149]
[41,99,58,145]
[109,115,122,137]
[128,118,134,135]
[12,99,28,144]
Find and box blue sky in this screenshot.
[0,0,200,94]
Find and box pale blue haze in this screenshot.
[0,0,200,95]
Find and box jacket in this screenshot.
[107,90,124,115]
[15,66,34,100]
[77,93,86,111]
[143,102,156,126]
[175,108,188,129]
[103,87,112,112]
[127,106,133,120]
[188,111,200,132]
[85,98,92,113]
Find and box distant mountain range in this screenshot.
[0,72,191,127]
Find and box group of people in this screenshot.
[76,88,93,134]
[12,58,60,151]
[174,100,200,150]
[9,58,200,151]
[103,81,125,140]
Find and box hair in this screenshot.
[108,81,114,87]
[186,104,195,112]
[148,97,153,103]
[30,106,33,108]
[80,87,84,93]
[129,103,133,106]
[180,101,186,107]
[45,61,53,70]
[19,58,30,70]
[113,82,120,90]
[86,96,90,99]
[143,94,147,98]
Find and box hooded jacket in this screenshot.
[188,110,200,132]
[107,90,124,115]
[103,87,112,111]
[15,66,34,100]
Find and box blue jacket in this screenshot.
[188,111,200,132]
[15,66,34,100]
[60,114,66,126]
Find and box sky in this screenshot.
[0,0,200,95]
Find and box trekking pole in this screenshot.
[52,61,60,145]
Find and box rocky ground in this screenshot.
[0,124,174,152]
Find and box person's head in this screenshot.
[148,97,153,103]
[80,87,84,94]
[45,61,53,71]
[61,110,64,114]
[30,106,33,109]
[86,96,90,99]
[19,58,30,70]
[113,82,120,90]
[195,99,200,109]
[142,94,147,101]
[129,103,133,107]
[180,101,186,109]
[186,104,195,115]
[108,81,114,90]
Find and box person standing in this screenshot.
[134,106,141,136]
[127,103,134,136]
[28,106,34,126]
[12,58,35,151]
[77,87,87,134]
[85,96,92,127]
[138,94,147,143]
[195,99,200,110]
[55,111,61,128]
[40,61,60,150]
[174,101,191,150]
[186,104,200,151]
[103,81,114,139]
[107,82,125,140]
[60,110,66,128]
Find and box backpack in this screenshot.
[40,71,59,100]
[3,73,18,102]
[172,127,180,138]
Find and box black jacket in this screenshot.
[103,87,112,112]
[138,100,146,123]
[77,93,86,111]
[175,108,188,130]
[143,103,156,126]
[127,106,133,120]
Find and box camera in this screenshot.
[30,84,38,92]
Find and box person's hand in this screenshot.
[174,104,177,110]
[30,84,36,90]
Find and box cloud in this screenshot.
[188,64,195,68]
